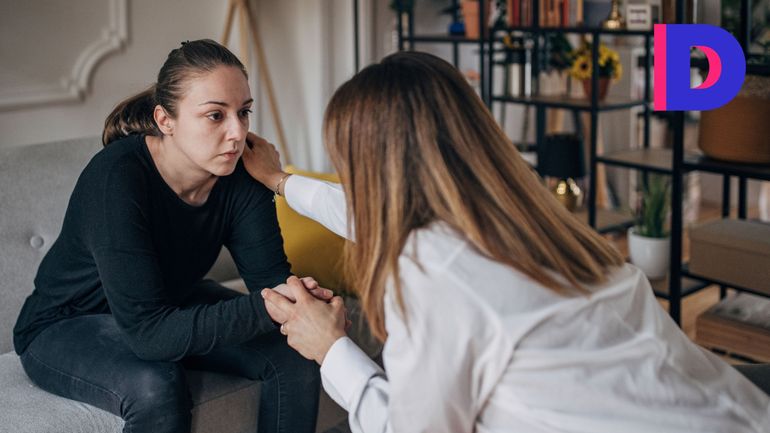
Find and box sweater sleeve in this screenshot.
[89,160,276,362]
[225,169,292,292]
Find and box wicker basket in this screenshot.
[697,75,770,164]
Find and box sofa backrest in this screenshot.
[0,137,238,354]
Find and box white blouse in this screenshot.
[283,175,770,433]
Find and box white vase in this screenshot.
[628,227,670,280]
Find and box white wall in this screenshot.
[0,0,388,172]
[250,0,351,171]
[0,0,222,147]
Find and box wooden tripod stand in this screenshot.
[222,0,291,165]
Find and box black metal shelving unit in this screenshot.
[395,0,497,106]
[395,0,770,325]
[576,0,770,322]
[597,0,770,323]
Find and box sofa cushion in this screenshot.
[0,138,103,354]
[0,352,122,432]
[0,352,261,433]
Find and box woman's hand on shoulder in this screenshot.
[243,132,287,190]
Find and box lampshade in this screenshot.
[539,133,586,179]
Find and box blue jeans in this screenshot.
[19,281,320,433]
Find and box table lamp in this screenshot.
[540,134,586,211]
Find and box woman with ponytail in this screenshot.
[13,39,325,433]
[246,52,769,432]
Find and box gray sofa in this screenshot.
[0,137,348,433]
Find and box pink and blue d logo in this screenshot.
[654,24,746,111]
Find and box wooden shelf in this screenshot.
[503,26,653,36]
[492,94,648,112]
[681,264,770,300]
[650,276,711,300]
[597,148,674,174]
[595,150,770,182]
[683,154,770,182]
[407,34,503,44]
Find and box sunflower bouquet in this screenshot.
[569,41,623,81]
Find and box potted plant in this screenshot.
[628,174,671,280]
[568,39,623,101]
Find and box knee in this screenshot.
[282,349,320,388]
[122,363,192,428]
[257,341,320,388]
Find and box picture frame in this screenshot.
[626,3,653,29]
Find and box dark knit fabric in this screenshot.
[14,134,290,360]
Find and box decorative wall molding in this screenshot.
[0,0,128,111]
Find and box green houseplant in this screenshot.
[628,174,671,279]
[635,174,671,238]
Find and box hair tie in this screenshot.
[181,40,190,46]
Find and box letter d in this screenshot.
[654,24,745,111]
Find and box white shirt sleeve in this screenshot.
[320,258,507,433]
[320,337,392,433]
[283,174,351,240]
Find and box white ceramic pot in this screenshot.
[628,227,670,280]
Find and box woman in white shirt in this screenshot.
[246,51,770,432]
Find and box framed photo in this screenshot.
[626,3,653,29]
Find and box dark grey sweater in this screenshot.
[14,134,290,360]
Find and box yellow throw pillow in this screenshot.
[276,166,348,293]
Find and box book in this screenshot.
[509,0,520,26]
[561,0,570,27]
[576,0,584,25]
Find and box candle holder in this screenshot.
[602,0,626,29]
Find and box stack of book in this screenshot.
[696,293,770,362]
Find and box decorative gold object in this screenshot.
[552,178,583,212]
[602,0,626,29]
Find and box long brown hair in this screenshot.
[102,39,247,145]
[323,52,624,341]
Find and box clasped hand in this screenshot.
[262,276,348,365]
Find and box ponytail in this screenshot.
[102,86,160,146]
